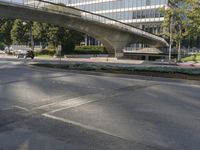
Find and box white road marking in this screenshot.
[32,95,86,110]
[31,94,67,110]
[34,96,100,114]
[12,105,29,111]
[43,113,122,139]
[31,90,110,112]
[32,84,154,114]
[48,98,97,114]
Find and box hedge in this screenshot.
[73,46,108,54]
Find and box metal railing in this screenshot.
[0,0,168,45]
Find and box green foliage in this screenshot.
[161,0,200,61]
[47,25,63,48]
[181,53,200,62]
[32,22,49,48]
[0,42,5,50]
[34,49,56,56]
[32,22,84,54]
[184,0,200,37]
[61,30,84,54]
[34,63,200,76]
[1,17,91,55]
[47,43,56,50]
[0,18,14,46]
[11,19,29,44]
[161,1,186,38]
[73,46,107,54]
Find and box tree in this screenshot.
[61,30,84,55]
[47,25,63,50]
[11,19,29,45]
[0,18,14,47]
[184,0,200,48]
[161,0,188,61]
[32,22,49,48]
[44,3,84,54]
[47,25,84,55]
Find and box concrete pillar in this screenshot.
[145,55,149,61]
[84,34,87,46]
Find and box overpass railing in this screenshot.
[0,0,168,46]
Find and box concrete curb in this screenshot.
[27,63,200,87]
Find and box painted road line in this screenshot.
[42,113,122,139]
[12,105,29,111]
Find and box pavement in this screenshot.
[0,57,200,150]
[0,54,162,67]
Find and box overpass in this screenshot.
[0,0,168,57]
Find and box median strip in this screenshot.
[32,63,200,81]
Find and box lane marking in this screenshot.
[12,105,29,111]
[47,98,98,114]
[43,113,121,139]
[32,95,90,110]
[43,113,172,150]
[33,84,156,113]
[31,94,68,110]
[33,95,101,113]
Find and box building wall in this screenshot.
[39,0,167,32]
[66,0,167,25]
[59,0,168,47]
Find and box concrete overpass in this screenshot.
[0,0,168,56]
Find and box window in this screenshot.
[146,0,151,6]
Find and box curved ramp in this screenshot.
[0,0,168,55]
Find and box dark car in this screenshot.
[26,50,35,59]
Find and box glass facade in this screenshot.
[62,0,168,47]
[26,0,168,48]
[45,0,168,26]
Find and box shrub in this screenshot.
[0,43,5,50]
[72,46,108,54]
[34,49,56,56]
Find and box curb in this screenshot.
[27,63,200,87]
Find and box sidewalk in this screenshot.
[1,54,200,68]
[0,54,150,65]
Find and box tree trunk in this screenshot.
[177,41,181,61]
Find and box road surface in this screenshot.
[0,58,200,150]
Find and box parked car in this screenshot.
[17,50,34,59]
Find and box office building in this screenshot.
[62,0,168,59]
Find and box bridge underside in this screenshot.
[0,2,168,56]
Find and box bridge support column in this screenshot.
[115,52,124,58]
[145,55,149,61]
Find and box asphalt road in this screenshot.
[0,58,200,150]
